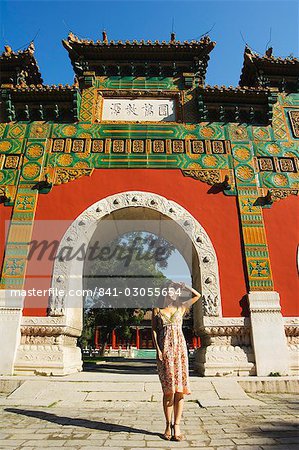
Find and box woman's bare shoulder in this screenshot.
[178,305,187,315]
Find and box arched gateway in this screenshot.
[11,189,257,376]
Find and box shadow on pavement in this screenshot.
[244,420,299,449]
[5,408,160,437]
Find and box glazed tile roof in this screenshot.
[239,46,299,87]
[62,32,216,64]
[0,42,43,85]
[62,31,215,50]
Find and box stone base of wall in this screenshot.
[8,314,299,377]
[194,317,256,377]
[239,377,299,394]
[194,349,255,377]
[13,316,83,376]
[285,317,299,376]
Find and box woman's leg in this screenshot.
[163,393,174,436]
[173,392,184,437]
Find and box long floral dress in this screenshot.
[155,307,191,395]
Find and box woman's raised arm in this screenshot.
[177,283,201,311]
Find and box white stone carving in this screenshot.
[14,315,82,376]
[248,291,289,376]
[194,316,255,377]
[284,317,299,375]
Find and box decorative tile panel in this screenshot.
[289,110,299,138]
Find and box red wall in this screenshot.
[21,169,247,317]
[263,196,299,317]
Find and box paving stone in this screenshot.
[215,447,235,450]
[258,430,299,438]
[275,437,299,444]
[0,439,26,447]
[261,446,299,450]
[232,437,278,445]
[208,438,235,446]
[189,446,215,449]
[86,392,152,401]
[21,448,66,450]
[185,435,210,440]
[0,433,11,439]
[235,447,262,450]
[120,442,147,447]
[212,380,251,400]
[21,440,67,447]
[76,448,108,450]
[78,447,124,450]
[63,440,106,446]
[222,432,250,439]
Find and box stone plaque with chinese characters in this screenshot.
[101,98,176,122]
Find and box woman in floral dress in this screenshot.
[151,281,201,441]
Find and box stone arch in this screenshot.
[49,191,222,329]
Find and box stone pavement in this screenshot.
[0,393,298,449]
[0,374,264,408]
[3,371,297,409]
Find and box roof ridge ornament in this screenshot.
[67,32,79,43]
[265,47,273,58]
[28,41,35,54]
[3,45,13,56]
[102,30,108,44]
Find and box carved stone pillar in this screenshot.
[248,291,289,376]
[194,317,255,376]
[0,290,24,375]
[284,317,299,376]
[14,316,82,376]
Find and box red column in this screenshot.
[112,329,116,349]
[136,327,140,349]
[192,335,197,349]
[95,327,100,349]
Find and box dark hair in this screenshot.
[155,279,178,308]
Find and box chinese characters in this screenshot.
[103,98,175,122]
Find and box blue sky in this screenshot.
[0,1,298,86]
